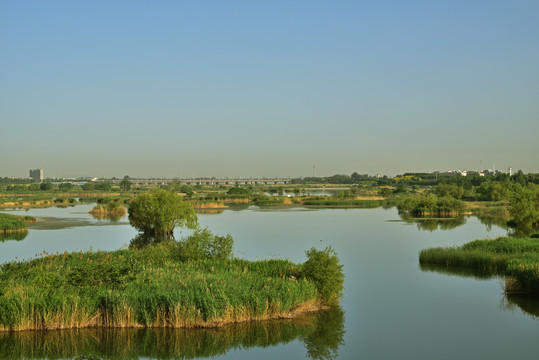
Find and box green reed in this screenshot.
[0,247,325,331]
[420,237,539,294]
[0,213,35,233]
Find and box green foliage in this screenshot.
[94,182,112,191]
[0,307,344,360]
[397,194,464,217]
[40,182,53,191]
[301,247,344,305]
[227,187,249,196]
[435,183,464,199]
[120,175,132,191]
[128,189,198,238]
[177,227,234,261]
[28,183,40,191]
[0,248,320,330]
[0,213,34,233]
[82,183,95,191]
[475,181,509,201]
[509,184,539,229]
[58,183,73,191]
[420,236,539,294]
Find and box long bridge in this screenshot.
[104,178,292,186]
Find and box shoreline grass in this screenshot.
[0,213,36,233]
[419,237,539,295]
[0,244,342,332]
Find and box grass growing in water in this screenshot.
[0,242,343,331]
[419,236,539,294]
[0,213,36,233]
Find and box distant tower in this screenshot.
[313,164,317,177]
[509,167,512,176]
[29,168,43,182]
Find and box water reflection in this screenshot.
[474,213,510,232]
[128,233,170,249]
[420,263,539,321]
[0,230,28,242]
[419,262,496,280]
[501,294,539,319]
[194,209,225,215]
[0,307,344,360]
[400,214,467,232]
[89,212,126,222]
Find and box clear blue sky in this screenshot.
[1,0,538,178]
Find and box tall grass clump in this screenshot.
[301,247,344,305]
[303,199,380,208]
[0,213,35,233]
[420,236,539,295]
[0,237,345,331]
[398,194,465,217]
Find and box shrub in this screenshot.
[301,246,344,305]
[177,227,234,261]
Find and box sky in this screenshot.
[1,0,538,179]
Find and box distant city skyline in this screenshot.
[1,163,528,181]
[2,1,538,178]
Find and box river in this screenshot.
[1,204,538,359]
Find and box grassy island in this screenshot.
[89,201,127,219]
[0,242,343,332]
[420,236,539,294]
[0,213,36,233]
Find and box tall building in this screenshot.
[29,168,44,182]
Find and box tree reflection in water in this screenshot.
[420,262,539,321]
[0,307,345,360]
[0,230,28,242]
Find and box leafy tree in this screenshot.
[40,182,53,191]
[58,183,73,191]
[178,185,194,197]
[227,187,249,196]
[95,182,112,191]
[435,183,464,199]
[120,176,132,191]
[177,227,234,261]
[302,246,344,305]
[475,181,508,201]
[509,184,539,229]
[128,189,198,238]
[28,183,41,191]
[82,183,95,191]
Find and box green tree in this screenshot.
[128,189,198,238]
[476,181,508,201]
[435,183,464,199]
[40,182,53,191]
[28,184,40,191]
[302,246,344,305]
[95,182,112,191]
[58,183,73,191]
[177,227,234,261]
[509,184,539,229]
[120,176,132,191]
[82,183,95,191]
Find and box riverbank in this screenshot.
[0,213,36,233]
[0,244,342,332]
[419,236,539,294]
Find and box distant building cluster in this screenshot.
[29,168,43,182]
[441,169,505,177]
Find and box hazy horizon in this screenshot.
[2,1,538,179]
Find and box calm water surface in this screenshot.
[1,205,539,359]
